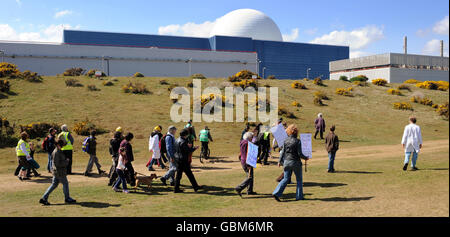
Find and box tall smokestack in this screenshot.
[440,40,444,57]
[403,36,407,55]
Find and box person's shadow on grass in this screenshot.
[53,202,121,208]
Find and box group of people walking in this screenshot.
[14,112,423,205]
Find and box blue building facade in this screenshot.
[63,30,349,79]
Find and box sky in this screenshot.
[1,0,449,58]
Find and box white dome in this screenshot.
[210,9,283,42]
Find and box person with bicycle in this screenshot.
[199,126,213,161]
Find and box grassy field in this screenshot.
[0,75,448,216]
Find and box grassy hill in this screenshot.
[0,75,448,216]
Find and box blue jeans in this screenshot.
[272,164,303,200]
[47,153,52,172]
[404,151,419,168]
[149,157,166,169]
[162,160,176,183]
[328,151,336,171]
[42,175,70,201]
[114,169,128,190]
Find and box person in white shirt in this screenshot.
[401,116,423,171]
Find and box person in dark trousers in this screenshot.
[45,128,56,173]
[83,130,105,176]
[39,139,76,205]
[173,128,201,193]
[15,132,32,181]
[238,124,250,161]
[272,124,309,202]
[160,126,177,186]
[314,113,326,140]
[58,124,74,174]
[257,128,271,165]
[235,131,257,196]
[325,125,339,173]
[199,126,213,159]
[113,147,129,193]
[120,132,136,187]
[108,131,122,186]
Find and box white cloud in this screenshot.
[0,23,80,42]
[350,51,371,58]
[158,21,216,37]
[310,25,384,50]
[432,16,449,35]
[282,28,299,42]
[422,39,449,56]
[54,10,73,19]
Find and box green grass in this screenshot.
[0,76,448,216]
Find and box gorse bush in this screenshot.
[387,89,402,95]
[65,78,83,87]
[335,87,353,96]
[313,97,324,106]
[339,75,349,82]
[350,75,368,82]
[371,79,388,86]
[313,77,324,86]
[291,82,307,89]
[0,79,10,93]
[0,117,17,148]
[278,106,297,118]
[314,91,329,100]
[191,73,206,79]
[267,75,276,79]
[19,122,60,139]
[410,96,433,106]
[393,102,413,111]
[228,70,259,82]
[102,80,114,86]
[122,82,150,94]
[404,79,421,84]
[87,84,100,91]
[233,79,258,89]
[353,81,369,87]
[416,81,448,91]
[397,84,411,91]
[73,119,108,136]
[0,62,21,78]
[133,72,144,77]
[291,101,301,107]
[436,102,449,119]
[20,70,43,83]
[159,80,169,85]
[198,94,226,108]
[63,68,85,76]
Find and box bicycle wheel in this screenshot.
[206,148,210,159]
[199,147,204,163]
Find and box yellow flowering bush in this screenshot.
[371,79,388,86]
[291,82,307,89]
[335,87,353,96]
[278,106,297,118]
[19,122,60,139]
[314,91,329,100]
[198,93,226,108]
[291,101,301,107]
[397,84,411,91]
[410,96,433,106]
[0,79,10,93]
[436,102,449,119]
[415,81,448,91]
[73,119,108,136]
[404,79,421,84]
[387,89,402,95]
[133,72,144,77]
[313,97,324,106]
[228,70,259,82]
[122,82,150,94]
[393,102,413,111]
[0,62,21,78]
[233,79,258,89]
[313,77,324,86]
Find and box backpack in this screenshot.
[82,137,91,153]
[42,136,49,152]
[159,134,167,153]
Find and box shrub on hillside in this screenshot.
[302,78,309,81]
[87,69,106,77]
[387,89,402,95]
[278,106,297,118]
[0,62,21,78]
[313,77,325,86]
[339,75,349,82]
[313,97,324,106]
[314,91,329,100]
[371,78,388,86]
[415,81,448,91]
[73,119,108,136]
[353,81,369,87]
[291,101,301,107]
[267,75,276,79]
[133,72,144,77]
[233,79,258,89]
[198,94,226,109]
[393,102,413,111]
[0,79,10,93]
[291,82,307,89]
[19,122,60,139]
[63,68,85,76]
[404,79,421,84]
[65,78,83,87]
[335,87,353,96]
[397,84,411,91]
[87,84,100,91]
[191,73,206,79]
[350,75,368,82]
[21,70,43,83]
[410,96,433,106]
[159,80,169,85]
[436,102,449,119]
[122,82,150,94]
[228,70,259,82]
[167,84,179,92]
[102,80,114,86]
[0,118,17,148]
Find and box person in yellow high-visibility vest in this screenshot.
[16,132,32,181]
[58,124,74,175]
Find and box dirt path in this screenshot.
[1,139,448,192]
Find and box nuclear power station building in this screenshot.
[0,9,349,79]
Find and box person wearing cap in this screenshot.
[146,125,165,171]
[199,126,213,159]
[57,124,74,174]
[160,126,177,186]
[314,113,326,140]
[173,128,201,193]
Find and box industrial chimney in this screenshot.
[403,36,407,55]
[440,40,444,57]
